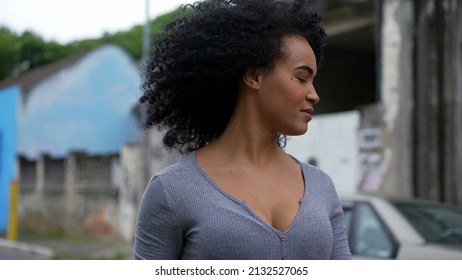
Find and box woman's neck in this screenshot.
[200,110,284,166]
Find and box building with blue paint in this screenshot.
[0,44,144,238]
[17,44,142,159]
[0,85,19,234]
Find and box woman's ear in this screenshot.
[242,67,262,90]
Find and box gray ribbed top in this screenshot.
[134,152,351,260]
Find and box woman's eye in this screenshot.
[297,77,307,83]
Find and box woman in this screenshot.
[134,0,351,260]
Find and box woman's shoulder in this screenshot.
[293,157,333,183]
[142,152,211,207]
[291,156,339,197]
[292,157,343,212]
[155,153,193,172]
[151,153,198,182]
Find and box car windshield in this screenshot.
[393,201,462,244]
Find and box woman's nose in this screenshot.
[307,85,320,104]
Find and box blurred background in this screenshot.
[0,0,461,259]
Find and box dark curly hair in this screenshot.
[140,0,327,154]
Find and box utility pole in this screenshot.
[142,0,151,196]
[142,0,151,61]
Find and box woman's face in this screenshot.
[256,35,320,136]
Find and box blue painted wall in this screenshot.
[18,45,143,159]
[0,85,19,233]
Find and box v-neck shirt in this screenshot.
[134,152,351,260]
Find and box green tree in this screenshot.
[17,31,70,69]
[18,31,47,69]
[0,7,186,80]
[106,25,143,61]
[0,26,20,79]
[150,7,186,34]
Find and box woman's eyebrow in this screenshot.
[294,65,314,75]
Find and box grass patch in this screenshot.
[54,251,128,260]
[19,227,67,239]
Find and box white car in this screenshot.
[339,193,462,259]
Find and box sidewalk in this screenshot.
[0,238,54,259]
[3,234,134,260]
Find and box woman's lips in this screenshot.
[301,108,314,120]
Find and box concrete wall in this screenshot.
[19,152,119,237]
[18,147,144,242]
[0,85,19,233]
[285,110,361,194]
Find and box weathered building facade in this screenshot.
[0,45,145,240]
[372,0,462,204]
[411,0,462,204]
[294,0,462,205]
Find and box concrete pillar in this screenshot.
[456,1,462,205]
[36,155,45,193]
[414,0,462,204]
[441,0,462,205]
[379,0,414,197]
[118,144,143,242]
[64,152,77,232]
[65,152,76,195]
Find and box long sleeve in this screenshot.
[134,176,183,259]
[329,191,352,260]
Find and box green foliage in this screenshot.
[151,7,187,34]
[0,7,185,80]
[17,31,73,71]
[0,26,20,78]
[107,25,144,60]
[66,38,103,56]
[54,251,128,260]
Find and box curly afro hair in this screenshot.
[140,0,327,154]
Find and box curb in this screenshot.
[0,238,54,259]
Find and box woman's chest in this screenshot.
[177,196,334,259]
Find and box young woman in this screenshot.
[134,0,351,260]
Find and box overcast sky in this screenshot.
[1,0,197,43]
